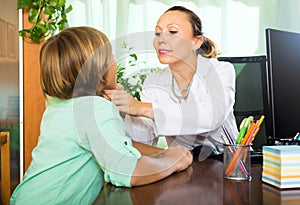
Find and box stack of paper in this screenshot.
[262,145,300,189]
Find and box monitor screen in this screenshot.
[266,28,300,139]
[218,56,271,149]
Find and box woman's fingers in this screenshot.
[104,89,139,115]
[105,90,128,101]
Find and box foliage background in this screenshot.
[116,43,161,101]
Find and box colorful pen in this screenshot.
[236,117,251,144]
[225,115,265,176]
[222,125,234,144]
[240,121,256,145]
[247,115,265,145]
[221,133,249,177]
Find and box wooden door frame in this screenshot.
[21,9,45,174]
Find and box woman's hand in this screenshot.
[104,83,140,115]
[105,84,154,118]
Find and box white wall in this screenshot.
[67,0,300,57]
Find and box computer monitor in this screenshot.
[218,56,271,150]
[266,28,300,139]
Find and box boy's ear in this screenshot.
[100,78,107,84]
[99,73,108,85]
[97,77,106,92]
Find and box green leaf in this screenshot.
[130,53,137,61]
[57,0,66,7]
[61,12,67,20]
[65,5,72,13]
[17,0,32,9]
[29,29,42,42]
[36,22,48,34]
[46,22,57,34]
[44,6,56,15]
[18,30,27,37]
[57,18,68,30]
[32,0,42,7]
[28,7,41,23]
[48,0,57,7]
[121,42,128,48]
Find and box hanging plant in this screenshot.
[17,0,73,42]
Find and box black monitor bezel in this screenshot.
[266,28,300,139]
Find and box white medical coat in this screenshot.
[124,55,239,151]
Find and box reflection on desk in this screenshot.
[263,183,300,205]
[93,158,266,205]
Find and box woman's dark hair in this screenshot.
[165,6,219,58]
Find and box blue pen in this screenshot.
[222,125,234,144]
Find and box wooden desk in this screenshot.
[93,158,299,205]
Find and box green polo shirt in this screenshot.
[10,96,141,205]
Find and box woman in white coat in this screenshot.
[106,6,238,159]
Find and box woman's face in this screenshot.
[153,10,201,65]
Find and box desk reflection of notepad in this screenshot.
[263,183,300,205]
[262,145,300,189]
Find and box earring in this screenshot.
[192,45,197,53]
[192,42,197,52]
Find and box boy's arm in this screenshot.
[132,140,164,156]
[130,145,193,186]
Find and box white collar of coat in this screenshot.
[195,54,213,78]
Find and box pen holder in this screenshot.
[223,144,251,181]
